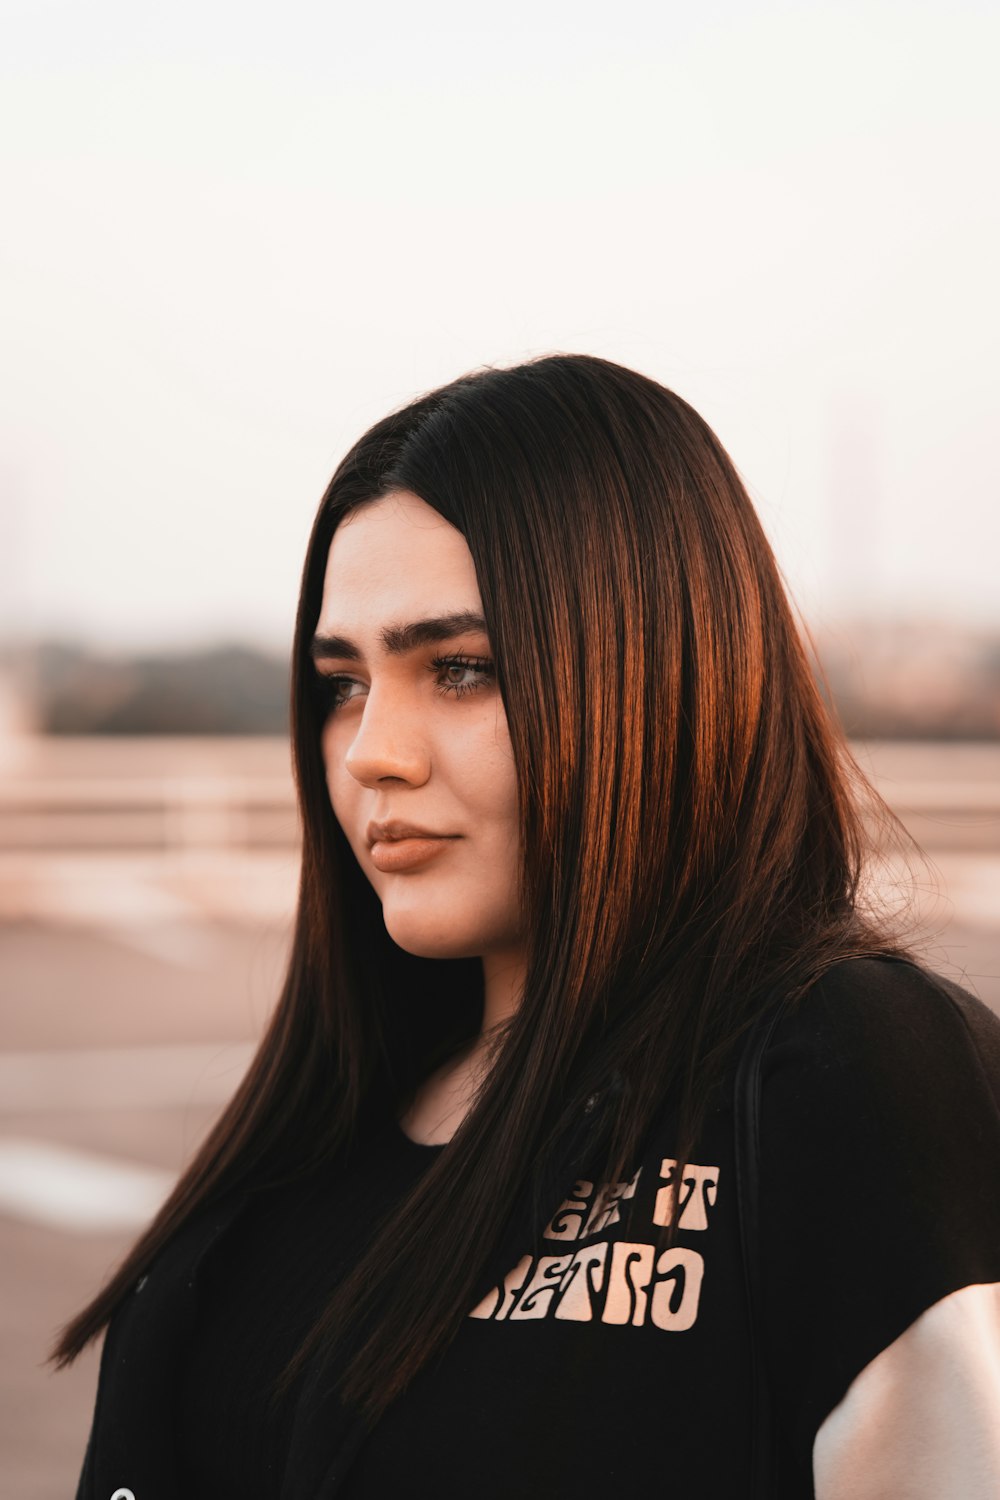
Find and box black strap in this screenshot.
[733,996,787,1499]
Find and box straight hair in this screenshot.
[52,353,910,1430]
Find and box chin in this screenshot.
[381,910,481,963]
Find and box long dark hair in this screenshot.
[53,353,909,1426]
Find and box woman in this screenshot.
[57,354,1000,1498]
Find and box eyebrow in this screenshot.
[310,610,490,663]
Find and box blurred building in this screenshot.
[816,619,1000,740]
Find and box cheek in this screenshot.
[321,729,354,826]
[479,743,519,824]
[320,726,336,796]
[465,710,517,804]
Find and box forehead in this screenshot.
[320,491,480,611]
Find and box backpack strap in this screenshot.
[733,995,787,1499]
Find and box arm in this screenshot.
[814,1281,1000,1498]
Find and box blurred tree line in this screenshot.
[1,621,998,738]
[7,642,290,735]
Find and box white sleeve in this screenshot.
[813,1282,1000,1500]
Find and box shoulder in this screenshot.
[758,953,1000,1292]
[758,956,1000,1458]
[765,955,1000,1121]
[780,952,1000,1052]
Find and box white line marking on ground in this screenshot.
[0,1138,175,1232]
[96,919,220,968]
[0,1042,255,1112]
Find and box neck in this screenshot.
[481,948,527,1035]
[396,948,526,1146]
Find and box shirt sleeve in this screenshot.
[757,957,1000,1489]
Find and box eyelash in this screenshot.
[315,654,496,715]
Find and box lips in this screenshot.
[366,818,452,847]
[369,834,456,873]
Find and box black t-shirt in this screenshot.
[94,958,1000,1498]
[173,1119,440,1495]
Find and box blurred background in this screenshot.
[2,0,998,1492]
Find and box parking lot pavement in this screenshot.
[3,1104,233,1494]
[0,915,290,1049]
[1,917,285,1497]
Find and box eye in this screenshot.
[426,654,496,699]
[314,653,496,716]
[313,673,361,714]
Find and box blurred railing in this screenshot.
[0,776,298,852]
[0,736,997,854]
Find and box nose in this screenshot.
[342,682,431,788]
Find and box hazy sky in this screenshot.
[2,0,997,651]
